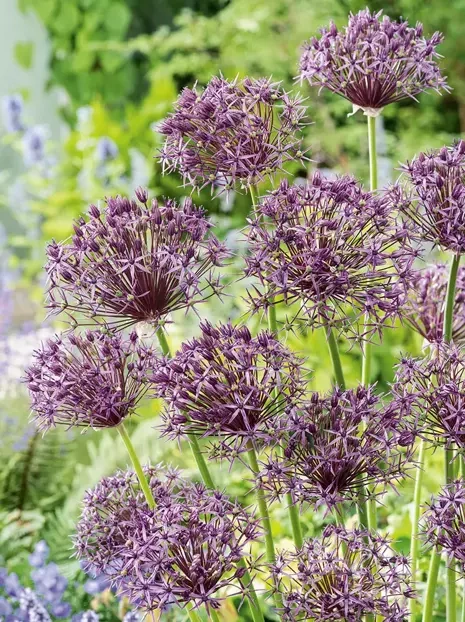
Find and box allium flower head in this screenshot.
[405,263,465,344]
[299,9,449,115]
[393,140,465,253]
[271,525,412,621]
[75,467,260,612]
[259,386,413,511]
[25,329,157,431]
[153,321,306,459]
[46,192,229,330]
[245,174,417,339]
[422,479,465,573]
[159,76,307,192]
[393,343,465,449]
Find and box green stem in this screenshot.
[423,548,442,622]
[117,423,155,509]
[409,440,426,620]
[155,329,264,622]
[187,608,202,622]
[367,114,378,192]
[443,254,461,342]
[326,328,346,390]
[247,442,283,611]
[209,609,221,622]
[443,253,460,622]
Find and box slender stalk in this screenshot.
[117,422,155,509]
[267,290,303,550]
[326,328,346,390]
[409,439,426,620]
[443,253,461,622]
[247,441,283,611]
[423,548,441,622]
[155,328,265,622]
[209,609,221,622]
[187,608,202,622]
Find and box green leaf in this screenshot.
[14,41,34,69]
[103,2,131,38]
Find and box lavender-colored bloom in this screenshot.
[259,386,413,511]
[83,574,110,596]
[392,343,465,449]
[78,612,99,622]
[46,193,228,330]
[31,563,67,604]
[393,140,465,253]
[50,601,72,618]
[4,573,21,598]
[25,330,157,431]
[75,467,260,612]
[29,541,50,568]
[271,526,412,621]
[299,9,449,115]
[422,479,465,573]
[0,596,13,617]
[245,174,417,340]
[405,264,465,344]
[2,94,24,133]
[159,76,307,192]
[122,612,142,622]
[153,321,306,459]
[19,589,51,622]
[95,137,118,163]
[22,126,46,167]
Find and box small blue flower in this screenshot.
[1,94,24,133]
[83,574,110,596]
[123,611,142,622]
[50,600,72,618]
[29,541,50,568]
[4,573,22,598]
[95,137,118,163]
[22,126,47,167]
[0,595,13,616]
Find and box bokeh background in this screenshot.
[0,0,462,619]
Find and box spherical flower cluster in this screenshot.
[258,386,413,511]
[271,525,412,621]
[392,343,465,449]
[75,467,260,612]
[299,9,448,115]
[46,192,229,330]
[159,76,307,192]
[245,174,417,339]
[393,140,465,253]
[405,263,465,344]
[153,321,306,459]
[25,330,158,431]
[422,479,465,573]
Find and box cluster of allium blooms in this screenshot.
[405,263,465,344]
[392,343,465,449]
[46,191,229,331]
[422,479,465,573]
[271,525,412,622]
[75,467,260,612]
[245,174,417,339]
[392,140,465,253]
[153,321,306,459]
[299,8,449,115]
[258,386,414,512]
[25,329,158,431]
[159,76,307,193]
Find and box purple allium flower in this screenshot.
[2,94,24,133]
[45,193,228,331]
[392,343,465,449]
[159,76,307,193]
[271,525,412,621]
[392,140,465,253]
[19,588,51,622]
[25,329,157,431]
[422,479,465,573]
[245,174,417,339]
[405,263,465,344]
[75,467,260,612]
[95,137,118,163]
[29,541,50,568]
[22,126,47,167]
[299,9,449,115]
[153,321,306,460]
[258,386,413,511]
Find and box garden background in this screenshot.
[0,0,463,619]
